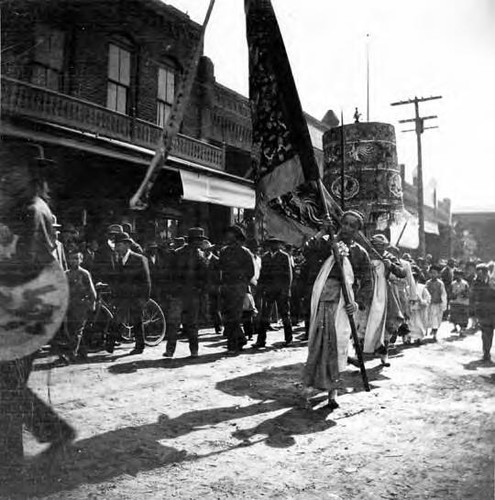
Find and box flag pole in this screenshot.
[340,110,345,210]
[130,0,216,210]
[316,179,370,392]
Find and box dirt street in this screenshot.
[2,323,494,500]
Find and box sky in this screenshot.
[165,0,495,212]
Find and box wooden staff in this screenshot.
[130,0,216,210]
[316,179,370,392]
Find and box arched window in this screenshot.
[107,36,133,114]
[157,62,176,127]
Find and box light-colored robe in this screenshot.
[410,283,431,340]
[303,255,355,390]
[363,259,387,354]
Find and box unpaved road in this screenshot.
[2,323,494,499]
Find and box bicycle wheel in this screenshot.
[85,304,113,350]
[142,299,166,346]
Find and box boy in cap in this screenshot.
[426,265,447,341]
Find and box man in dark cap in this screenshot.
[164,228,209,358]
[219,226,255,353]
[254,237,293,348]
[106,232,151,355]
[471,263,495,362]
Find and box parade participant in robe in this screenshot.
[364,235,406,366]
[303,210,372,411]
[426,265,448,341]
[409,270,431,344]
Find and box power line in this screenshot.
[390,95,442,255]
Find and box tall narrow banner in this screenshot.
[130,0,216,210]
[245,0,335,245]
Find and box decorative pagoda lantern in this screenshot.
[323,122,403,232]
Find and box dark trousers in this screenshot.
[257,288,293,345]
[221,283,247,351]
[209,289,223,333]
[164,292,201,355]
[480,320,494,358]
[0,356,74,468]
[110,300,145,351]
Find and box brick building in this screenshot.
[1,0,328,244]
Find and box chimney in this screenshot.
[322,110,340,128]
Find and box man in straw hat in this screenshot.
[254,236,293,348]
[164,228,209,358]
[219,225,255,354]
[0,141,75,477]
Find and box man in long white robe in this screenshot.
[303,211,372,411]
[409,272,431,344]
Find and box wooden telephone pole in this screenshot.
[391,95,442,255]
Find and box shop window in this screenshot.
[107,43,131,114]
[157,66,175,127]
[31,24,65,91]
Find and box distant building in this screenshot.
[452,212,495,261]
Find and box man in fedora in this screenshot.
[106,232,151,355]
[219,226,255,353]
[0,141,75,476]
[165,227,209,358]
[254,237,294,348]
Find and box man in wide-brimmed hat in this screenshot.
[254,236,293,348]
[164,227,209,358]
[219,225,255,353]
[0,141,75,475]
[106,232,151,355]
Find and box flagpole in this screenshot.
[366,33,370,122]
[340,110,345,210]
[130,0,216,210]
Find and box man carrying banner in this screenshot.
[303,211,373,410]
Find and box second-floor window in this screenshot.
[107,43,131,114]
[157,66,175,127]
[31,24,65,91]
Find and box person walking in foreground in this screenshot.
[219,226,255,354]
[470,263,495,363]
[303,210,372,411]
[425,264,447,342]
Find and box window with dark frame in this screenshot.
[157,66,175,127]
[107,43,131,114]
[31,24,65,91]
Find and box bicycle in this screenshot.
[85,283,167,350]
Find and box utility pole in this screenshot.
[391,95,442,255]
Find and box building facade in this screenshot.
[1,0,329,245]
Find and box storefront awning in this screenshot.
[424,220,439,235]
[390,210,440,249]
[179,170,255,209]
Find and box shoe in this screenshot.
[162,352,174,358]
[347,356,360,368]
[129,349,144,355]
[105,342,115,354]
[326,399,340,411]
[284,338,293,347]
[252,343,266,349]
[190,352,199,358]
[414,339,422,346]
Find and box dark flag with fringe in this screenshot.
[245,0,337,245]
